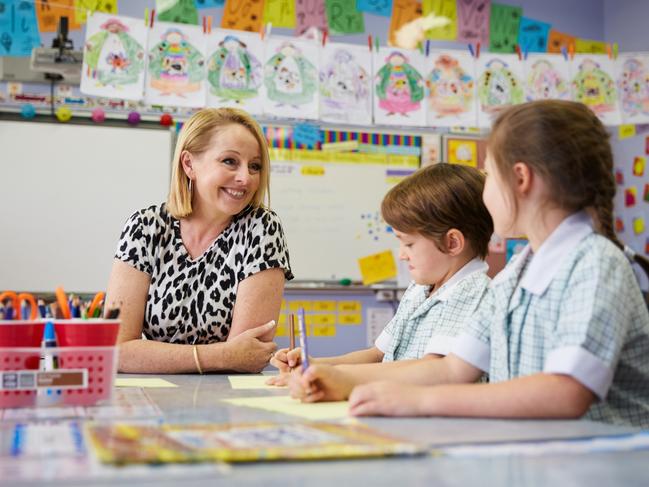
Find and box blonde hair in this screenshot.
[166,108,270,219]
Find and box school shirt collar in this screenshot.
[432,258,489,302]
[518,210,594,295]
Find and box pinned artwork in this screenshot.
[319,42,372,125]
[80,13,148,101]
[145,22,206,108]
[206,29,264,114]
[426,51,477,127]
[571,54,622,126]
[373,47,426,127]
[263,37,319,120]
[476,54,524,127]
[633,156,646,177]
[625,186,637,207]
[616,54,649,125]
[524,54,571,102]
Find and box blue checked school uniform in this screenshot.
[453,211,649,427]
[376,259,490,362]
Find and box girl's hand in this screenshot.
[269,347,303,372]
[288,364,356,402]
[265,372,289,386]
[349,381,428,416]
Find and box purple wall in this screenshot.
[604,0,649,50]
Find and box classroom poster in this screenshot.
[0,0,41,57]
[456,0,490,45]
[294,0,328,36]
[319,42,372,126]
[425,50,477,127]
[206,29,264,115]
[615,53,649,125]
[80,13,148,101]
[524,54,571,102]
[571,54,622,126]
[373,47,426,127]
[476,53,524,128]
[263,36,319,120]
[144,21,207,108]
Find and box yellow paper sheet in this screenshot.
[115,378,178,388]
[223,395,350,420]
[228,375,287,390]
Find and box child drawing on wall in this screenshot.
[375,52,424,117]
[264,42,317,109]
[478,59,524,114]
[572,58,617,115]
[526,59,569,101]
[320,48,369,110]
[427,54,474,117]
[618,57,649,117]
[148,28,204,96]
[207,35,262,104]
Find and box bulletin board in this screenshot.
[0,118,173,292]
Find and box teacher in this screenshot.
[105,108,293,374]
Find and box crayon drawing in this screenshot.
[206,29,264,114]
[80,13,147,101]
[373,47,426,127]
[571,55,621,126]
[145,22,206,108]
[319,42,372,126]
[263,37,319,119]
[426,51,477,127]
[616,54,649,125]
[476,54,524,127]
[524,54,571,102]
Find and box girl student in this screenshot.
[268,163,494,385]
[290,100,649,427]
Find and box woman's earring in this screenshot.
[188,179,193,195]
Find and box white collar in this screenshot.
[519,211,594,295]
[432,258,489,302]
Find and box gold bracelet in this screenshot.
[192,345,203,375]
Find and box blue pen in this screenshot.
[41,321,59,370]
[297,308,309,371]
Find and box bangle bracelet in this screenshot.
[192,345,203,375]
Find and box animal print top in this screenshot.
[115,204,293,344]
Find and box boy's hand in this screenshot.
[348,381,428,416]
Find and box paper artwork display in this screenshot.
[373,47,426,127]
[616,53,649,125]
[206,29,263,114]
[263,37,319,120]
[524,54,571,102]
[425,51,477,127]
[476,54,524,127]
[80,13,148,100]
[571,55,622,126]
[319,42,372,125]
[145,22,206,108]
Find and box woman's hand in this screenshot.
[222,321,278,373]
[348,381,428,417]
[288,364,356,402]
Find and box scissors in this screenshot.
[0,291,38,320]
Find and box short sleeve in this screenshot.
[239,209,293,281]
[114,210,155,275]
[374,317,397,353]
[544,250,635,399]
[451,286,494,372]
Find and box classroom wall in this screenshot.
[603,0,649,50]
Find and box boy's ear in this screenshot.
[445,229,465,256]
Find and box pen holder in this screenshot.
[0,320,45,408]
[53,319,120,406]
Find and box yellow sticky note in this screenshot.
[575,38,607,54]
[275,323,287,336]
[263,0,296,28]
[619,124,636,140]
[227,375,286,390]
[312,324,336,337]
[338,301,362,313]
[312,314,336,326]
[301,165,325,176]
[222,396,349,420]
[358,250,397,285]
[313,300,336,312]
[115,378,178,388]
[634,217,645,235]
[74,0,118,25]
[339,313,362,325]
[633,157,645,177]
[423,0,457,40]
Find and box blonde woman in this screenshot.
[106,108,292,374]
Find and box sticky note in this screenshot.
[489,3,522,53]
[456,0,490,45]
[0,0,41,57]
[222,396,350,420]
[36,0,81,33]
[619,124,637,140]
[158,0,200,24]
[312,324,336,337]
[634,217,645,235]
[358,250,397,285]
[311,314,336,325]
[338,313,363,325]
[547,30,576,54]
[313,300,336,312]
[575,38,607,54]
[423,0,457,41]
[325,0,365,35]
[115,378,178,388]
[389,0,422,47]
[358,0,393,17]
[517,17,550,53]
[615,218,624,233]
[338,300,362,312]
[228,375,286,389]
[293,123,322,148]
[634,157,645,177]
[221,0,264,32]
[301,166,325,176]
[263,0,296,28]
[295,0,328,36]
[625,187,637,207]
[289,301,313,311]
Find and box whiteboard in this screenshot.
[0,120,172,292]
[270,156,416,281]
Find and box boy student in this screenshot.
[268,164,494,385]
[290,101,649,428]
